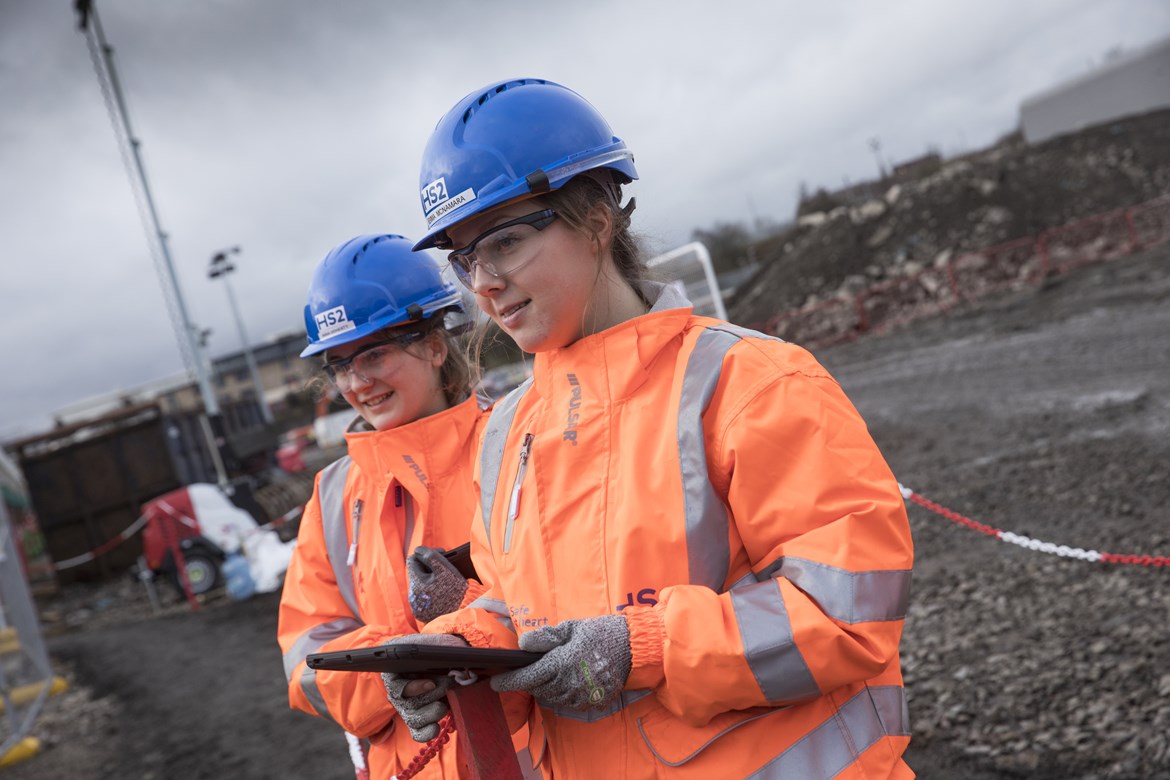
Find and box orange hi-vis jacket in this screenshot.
[425,283,915,779]
[278,395,491,780]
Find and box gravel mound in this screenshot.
[731,107,1170,331]
[822,245,1170,778]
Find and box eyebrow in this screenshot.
[456,209,539,247]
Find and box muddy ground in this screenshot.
[7,244,1169,779]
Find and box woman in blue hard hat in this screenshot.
[277,234,534,779]
[386,79,915,779]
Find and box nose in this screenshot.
[469,263,505,296]
[345,366,375,391]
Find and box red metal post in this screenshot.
[1035,234,1050,282]
[853,292,870,334]
[944,258,962,300]
[1124,209,1139,253]
[446,681,523,780]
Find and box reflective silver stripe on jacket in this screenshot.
[730,581,820,703]
[746,686,910,778]
[480,378,533,542]
[287,456,359,721]
[731,556,911,705]
[283,616,363,681]
[318,457,360,619]
[636,685,908,774]
[290,617,363,718]
[706,322,784,343]
[677,322,786,591]
[756,557,912,624]
[468,595,518,634]
[677,327,738,591]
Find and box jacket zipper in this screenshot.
[346,499,364,567]
[503,433,534,554]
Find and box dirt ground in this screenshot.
[7,243,1169,779]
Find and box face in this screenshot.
[445,199,608,353]
[323,328,448,431]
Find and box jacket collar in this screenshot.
[532,281,694,403]
[343,394,484,496]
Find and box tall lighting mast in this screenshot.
[208,247,275,426]
[75,0,229,487]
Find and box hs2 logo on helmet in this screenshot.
[421,178,448,212]
[316,305,354,339]
[421,176,478,227]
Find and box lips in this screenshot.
[361,391,393,409]
[498,299,530,326]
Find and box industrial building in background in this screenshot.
[1020,34,1170,143]
[1,331,321,585]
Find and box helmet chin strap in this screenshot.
[581,169,635,215]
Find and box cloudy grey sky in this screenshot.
[2,0,1168,442]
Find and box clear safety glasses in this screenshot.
[322,331,424,391]
[447,209,559,289]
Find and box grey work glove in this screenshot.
[490,615,632,712]
[407,546,469,623]
[381,633,469,741]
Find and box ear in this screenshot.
[586,202,614,252]
[426,333,448,368]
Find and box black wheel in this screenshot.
[177,552,222,596]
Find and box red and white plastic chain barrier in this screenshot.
[249,504,304,536]
[51,502,304,571]
[53,513,151,570]
[899,483,1168,567]
[155,499,201,530]
[344,731,370,780]
[54,499,201,571]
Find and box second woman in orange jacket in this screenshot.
[277,234,535,779]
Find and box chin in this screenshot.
[367,410,405,431]
[511,333,553,354]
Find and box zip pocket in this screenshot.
[503,433,534,554]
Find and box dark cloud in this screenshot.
[2,0,1168,440]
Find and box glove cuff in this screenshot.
[623,606,666,690]
[460,579,490,608]
[422,621,496,649]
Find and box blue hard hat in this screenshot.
[301,234,463,357]
[413,78,638,251]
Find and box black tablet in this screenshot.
[306,643,542,677]
[442,542,479,582]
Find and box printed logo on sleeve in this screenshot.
[421,176,476,227]
[316,305,355,340]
